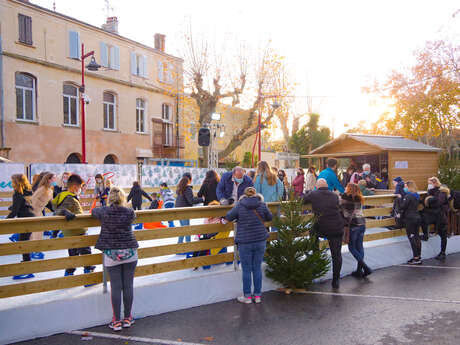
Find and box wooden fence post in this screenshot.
[102,255,107,294]
[233,223,239,271]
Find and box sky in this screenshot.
[33,0,459,137]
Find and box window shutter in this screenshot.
[157,61,164,82]
[69,31,80,59]
[25,16,32,45]
[100,42,108,67]
[111,46,120,70]
[142,55,147,77]
[130,52,137,75]
[169,104,173,121]
[18,14,26,43]
[167,63,174,83]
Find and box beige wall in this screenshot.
[181,98,257,164]
[1,0,184,164]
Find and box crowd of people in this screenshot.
[4,159,459,331]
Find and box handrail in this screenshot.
[0,194,420,298]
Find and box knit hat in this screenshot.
[393,176,403,183]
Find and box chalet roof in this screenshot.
[310,133,443,154]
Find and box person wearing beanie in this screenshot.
[393,177,406,197]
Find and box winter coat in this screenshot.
[401,192,421,222]
[94,183,105,199]
[31,186,54,217]
[225,195,272,244]
[160,188,175,205]
[53,191,86,237]
[292,175,305,196]
[254,176,284,202]
[127,185,152,209]
[198,180,219,206]
[7,190,34,219]
[359,184,375,196]
[92,205,138,251]
[303,187,344,237]
[304,172,317,192]
[317,168,345,193]
[423,186,450,224]
[394,181,406,197]
[175,185,203,208]
[360,173,378,189]
[216,172,254,202]
[341,193,365,228]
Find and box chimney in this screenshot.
[154,33,166,52]
[102,17,118,34]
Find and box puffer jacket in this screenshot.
[53,191,87,237]
[401,192,421,222]
[225,194,272,244]
[92,205,138,250]
[424,186,450,223]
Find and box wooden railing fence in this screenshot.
[0,194,418,299]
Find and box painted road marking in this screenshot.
[399,264,460,270]
[303,290,460,305]
[67,330,206,345]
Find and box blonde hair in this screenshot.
[11,174,32,195]
[357,180,367,187]
[406,180,418,193]
[255,161,277,186]
[105,179,112,188]
[108,186,126,206]
[428,176,441,188]
[37,173,55,190]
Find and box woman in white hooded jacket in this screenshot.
[30,173,56,240]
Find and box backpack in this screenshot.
[450,190,460,210]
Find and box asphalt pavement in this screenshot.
[13,253,460,345]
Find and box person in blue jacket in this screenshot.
[253,161,284,202]
[216,166,253,205]
[317,158,344,193]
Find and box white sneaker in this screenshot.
[254,296,261,304]
[237,296,252,304]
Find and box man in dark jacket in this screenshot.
[217,166,253,205]
[127,181,152,210]
[303,178,344,289]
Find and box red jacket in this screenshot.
[292,175,305,196]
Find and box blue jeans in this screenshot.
[348,225,365,263]
[178,219,191,243]
[238,241,266,297]
[164,202,175,227]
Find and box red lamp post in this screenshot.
[79,43,101,164]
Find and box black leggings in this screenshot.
[327,235,343,280]
[19,232,31,262]
[106,261,137,321]
[422,212,447,253]
[406,219,421,258]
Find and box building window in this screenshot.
[131,52,147,77]
[66,153,82,164]
[103,92,116,130]
[157,61,174,83]
[100,42,120,70]
[103,154,118,164]
[68,31,81,59]
[136,98,146,133]
[18,14,32,45]
[15,72,36,121]
[63,84,79,126]
[162,103,173,146]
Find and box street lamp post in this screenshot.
[80,43,101,164]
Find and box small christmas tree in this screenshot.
[265,197,330,290]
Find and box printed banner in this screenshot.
[0,164,26,191]
[30,164,137,189]
[142,166,227,187]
